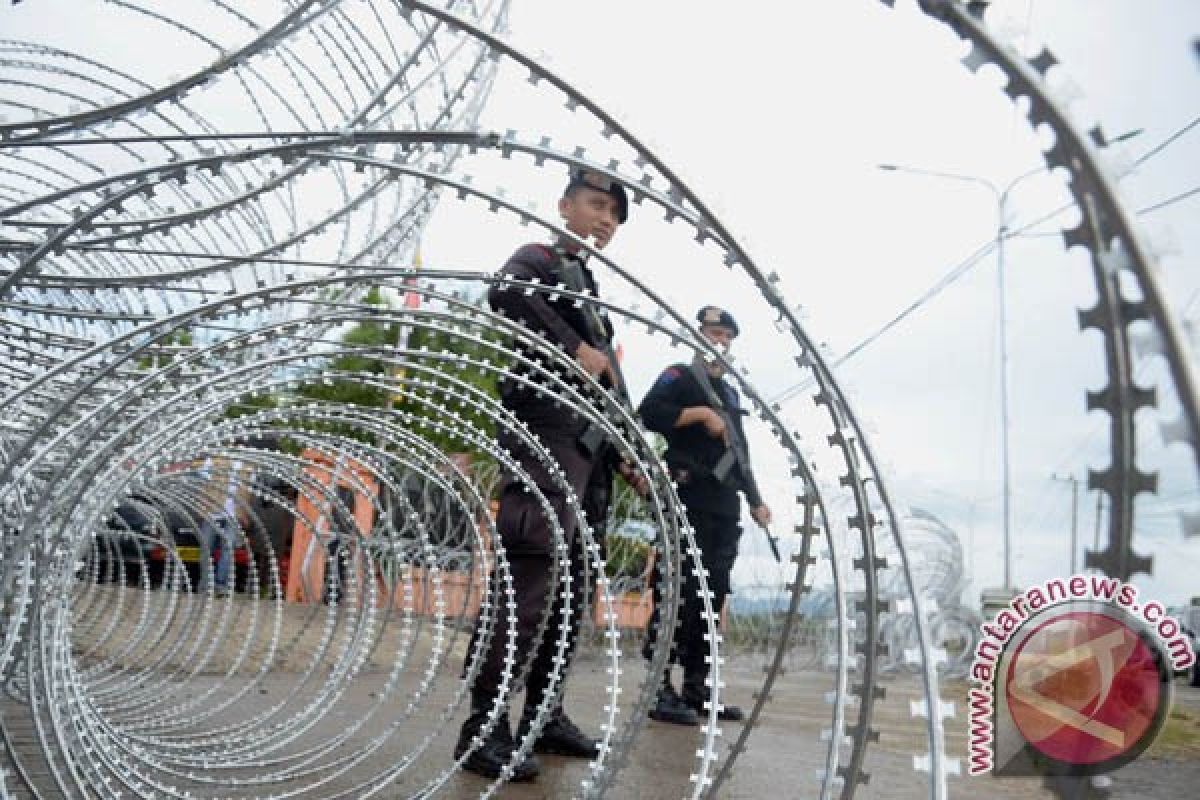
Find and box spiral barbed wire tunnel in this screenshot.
[0,1,1196,799]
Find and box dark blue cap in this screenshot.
[697,305,739,337]
[564,168,628,223]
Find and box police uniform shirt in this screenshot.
[638,363,764,515]
[487,243,614,420]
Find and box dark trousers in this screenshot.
[468,529,590,715]
[644,508,741,693]
[466,422,605,717]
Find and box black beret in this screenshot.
[564,168,629,223]
[697,305,739,337]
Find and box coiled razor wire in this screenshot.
[0,1,1196,798]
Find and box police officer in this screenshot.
[455,169,636,781]
[638,306,772,724]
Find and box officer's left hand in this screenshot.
[751,504,772,528]
[618,461,649,498]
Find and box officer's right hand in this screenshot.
[578,340,624,388]
[701,408,728,442]
[575,341,613,381]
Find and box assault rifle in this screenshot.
[688,355,782,563]
[549,248,636,459]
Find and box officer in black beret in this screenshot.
[638,306,772,725]
[454,168,639,782]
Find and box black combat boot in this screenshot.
[648,682,700,725]
[454,710,540,781]
[682,679,745,722]
[518,706,600,758]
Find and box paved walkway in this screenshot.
[4,586,1198,798]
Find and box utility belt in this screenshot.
[668,456,738,490]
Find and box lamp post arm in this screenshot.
[878,163,1001,200]
[999,166,1048,225]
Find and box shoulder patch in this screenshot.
[656,366,683,386]
[524,243,556,263]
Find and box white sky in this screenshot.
[5,0,1198,610]
[454,0,1200,609]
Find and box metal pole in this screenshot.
[1069,477,1079,574]
[993,166,1042,591]
[996,200,1012,590]
[1052,473,1080,573]
[877,162,1018,589]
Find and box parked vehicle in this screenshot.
[147,523,252,593]
[85,494,253,592]
[86,496,165,587]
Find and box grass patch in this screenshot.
[1149,707,1200,758]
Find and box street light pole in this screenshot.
[994,180,1012,590]
[877,163,1044,591]
[1051,473,1080,574]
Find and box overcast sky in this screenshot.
[6,0,1198,611]
[461,0,1200,609]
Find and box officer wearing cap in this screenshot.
[637,306,772,725]
[454,168,634,782]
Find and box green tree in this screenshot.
[296,286,398,416]
[394,318,502,457]
[223,390,280,420]
[295,286,502,459]
[136,327,193,370]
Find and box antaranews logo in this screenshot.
[967,575,1195,778]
